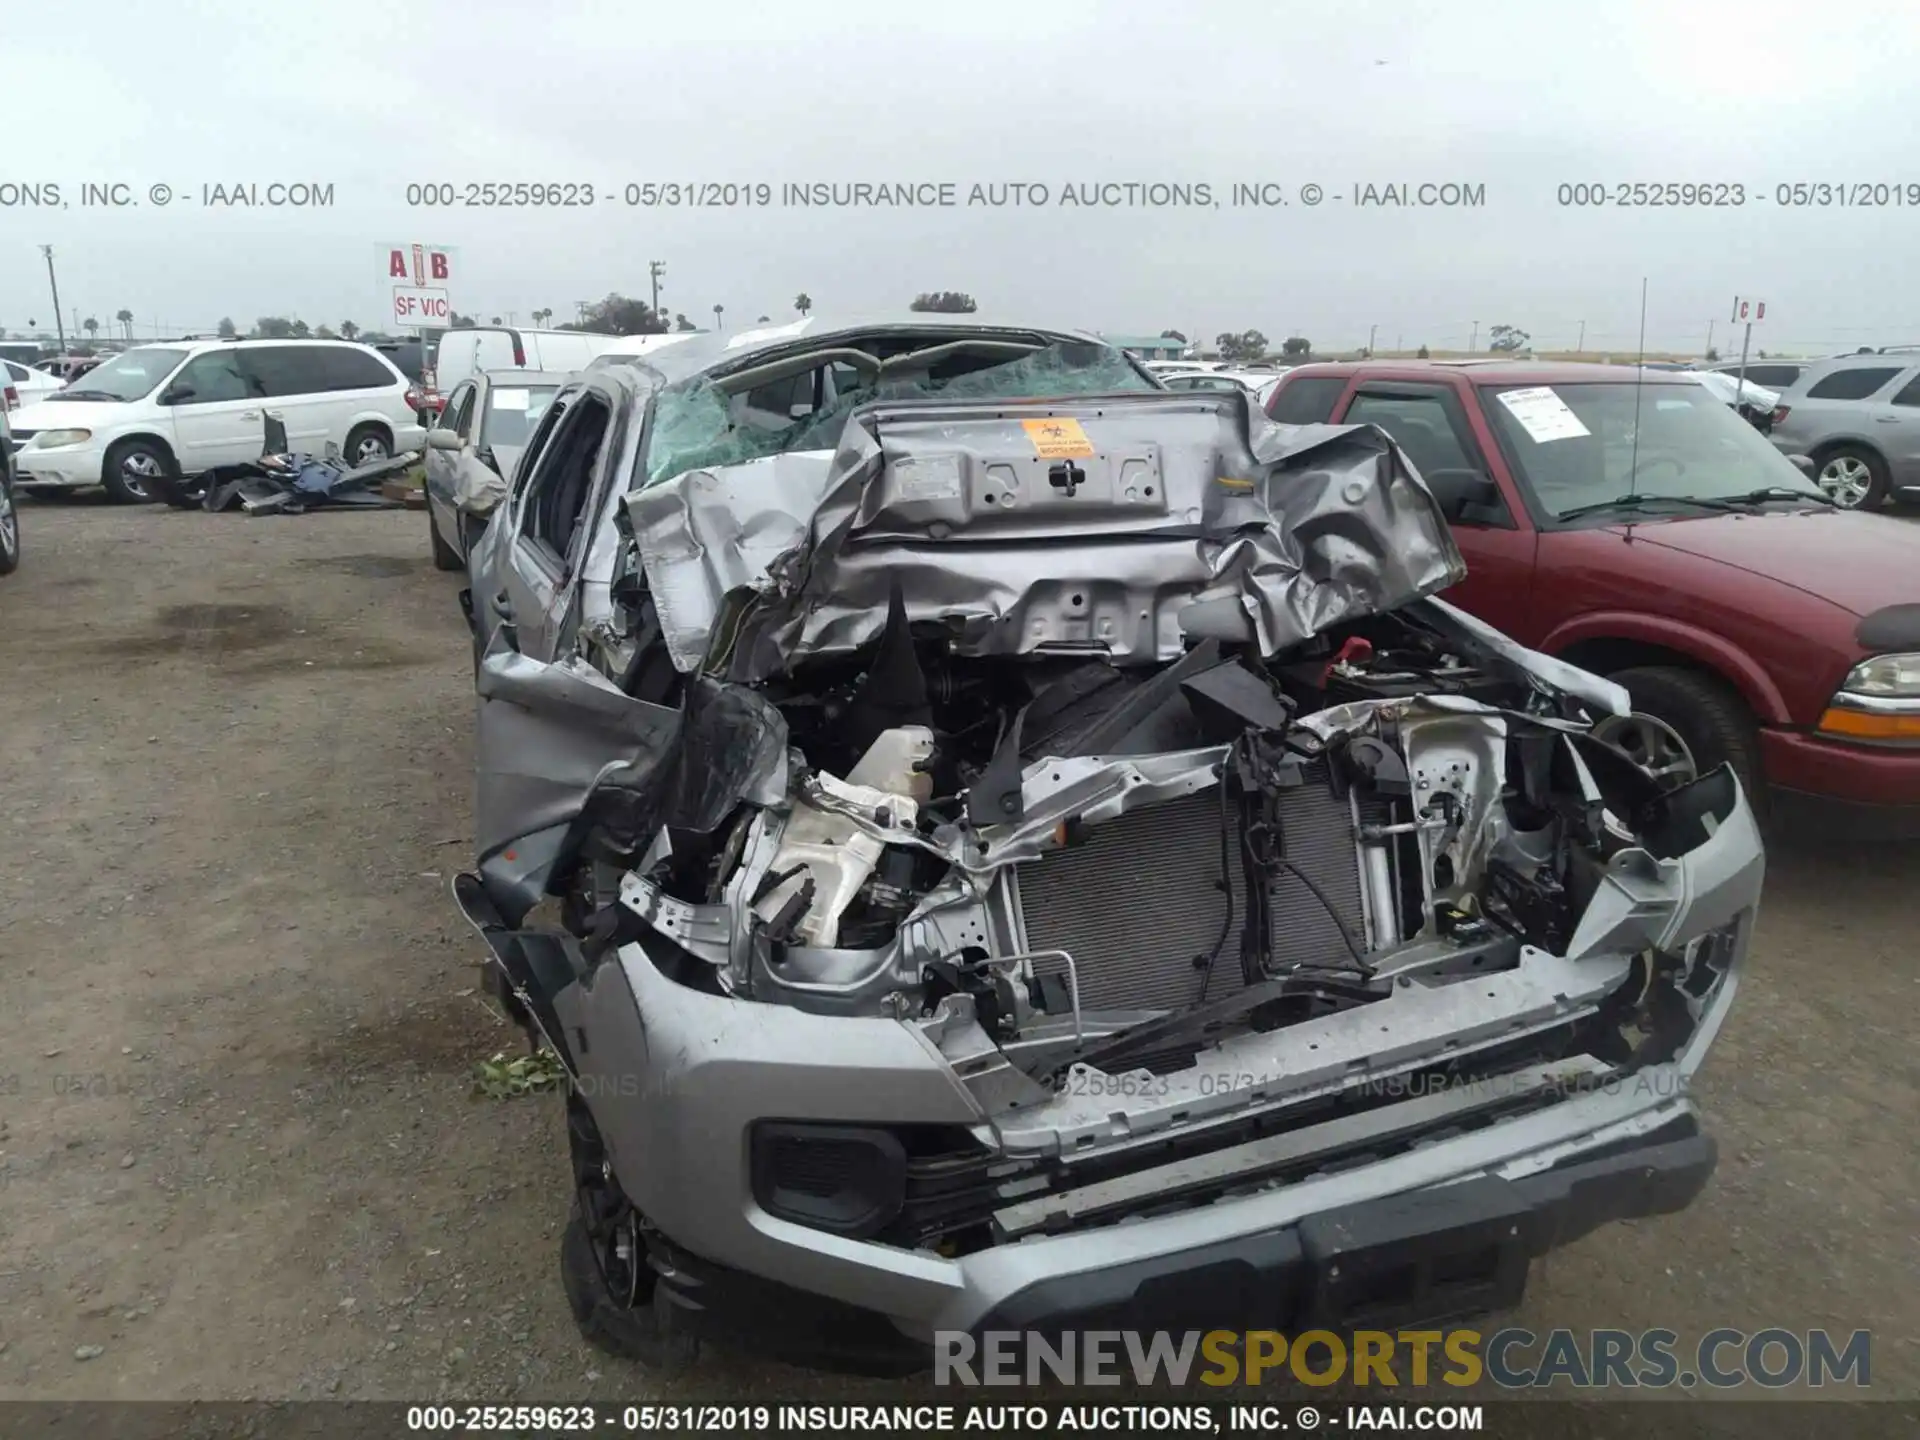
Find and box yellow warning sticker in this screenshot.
[1021,417,1096,459]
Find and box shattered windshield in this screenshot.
[641,340,1157,487]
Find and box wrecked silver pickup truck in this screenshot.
[451,316,1763,1373]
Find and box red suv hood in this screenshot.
[1620,510,1917,617]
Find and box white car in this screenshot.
[430,327,620,397]
[7,339,428,503]
[1157,367,1291,405]
[3,358,63,409]
[584,333,701,371]
[1684,367,1779,414]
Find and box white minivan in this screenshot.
[430,328,618,397]
[8,339,428,503]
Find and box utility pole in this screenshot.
[41,249,66,353]
[1367,323,1377,356]
[1576,319,1585,354]
[649,260,665,316]
[1704,318,1715,359]
[574,300,589,326]
[1468,320,1479,353]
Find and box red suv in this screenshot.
[1267,360,1920,839]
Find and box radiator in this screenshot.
[1013,767,1371,1015]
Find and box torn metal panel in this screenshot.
[472,641,683,916]
[629,391,1466,679]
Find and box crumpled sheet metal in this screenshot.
[627,393,1466,679]
[472,646,682,868]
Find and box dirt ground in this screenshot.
[0,496,1914,1412]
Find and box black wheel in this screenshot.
[0,471,20,576]
[1606,666,1764,811]
[1811,443,1889,511]
[101,438,170,504]
[344,423,393,467]
[559,1097,698,1372]
[428,503,463,571]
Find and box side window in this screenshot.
[440,383,477,434]
[519,395,612,562]
[3,361,27,381]
[1344,391,1480,475]
[238,346,329,398]
[1268,375,1347,425]
[1889,373,1920,408]
[169,351,259,405]
[1744,364,1801,388]
[319,346,403,391]
[1807,367,1902,401]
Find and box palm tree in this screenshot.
[83,317,99,344]
[795,293,812,316]
[757,314,770,323]
[533,307,552,327]
[115,308,134,340]
[490,315,503,326]
[340,320,359,340]
[713,303,725,332]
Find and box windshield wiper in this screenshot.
[56,389,120,401]
[1555,492,1747,522]
[1722,485,1834,509]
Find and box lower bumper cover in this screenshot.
[15,451,100,487]
[1762,727,1920,840]
[648,1119,1715,1371]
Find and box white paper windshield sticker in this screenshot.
[1496,386,1590,443]
[492,388,530,411]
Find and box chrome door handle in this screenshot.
[241,410,260,420]
[1875,415,1901,423]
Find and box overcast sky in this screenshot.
[5,0,1915,354]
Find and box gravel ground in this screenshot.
[0,496,1914,1414]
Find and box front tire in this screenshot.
[1812,443,1889,511]
[101,438,170,504]
[560,1097,699,1372]
[428,503,463,571]
[0,472,20,575]
[1607,666,1764,812]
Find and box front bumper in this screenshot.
[639,1118,1716,1372]
[14,444,103,488]
[1761,726,1920,838]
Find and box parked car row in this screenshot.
[436,313,1760,1375]
[4,339,429,502]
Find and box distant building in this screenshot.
[1100,333,1192,360]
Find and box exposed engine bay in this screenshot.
[592,591,1735,1089]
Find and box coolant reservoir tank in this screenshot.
[844,725,936,802]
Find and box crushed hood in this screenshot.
[626,392,1468,680]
